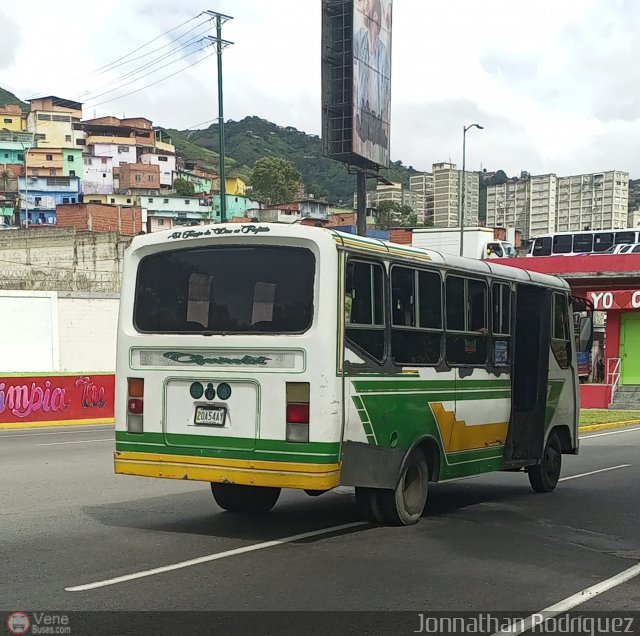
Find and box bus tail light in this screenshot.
[127,377,144,433]
[286,382,310,443]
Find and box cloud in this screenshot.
[0,10,22,71]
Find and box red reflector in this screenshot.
[128,398,144,415]
[286,403,309,424]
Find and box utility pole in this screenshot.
[205,11,233,223]
[356,171,367,236]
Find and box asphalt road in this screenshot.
[1,424,639,630]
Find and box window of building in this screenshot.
[110,199,116,204]
[102,173,106,178]
[445,275,488,365]
[3,118,12,124]
[32,169,40,176]
[163,198,169,204]
[390,266,442,365]
[67,155,74,162]
[126,198,132,204]
[35,134,46,141]
[49,169,56,176]
[84,158,92,166]
[148,175,154,182]
[17,153,24,161]
[157,218,164,226]
[46,154,53,161]
[148,198,154,203]
[37,113,52,121]
[345,260,385,361]
[134,174,142,182]
[62,198,69,204]
[65,135,72,142]
[101,158,107,164]
[158,156,168,162]
[551,293,571,369]
[118,146,129,153]
[3,153,8,158]
[185,200,190,205]
[119,161,126,166]
[76,139,86,146]
[51,114,70,122]
[69,170,76,177]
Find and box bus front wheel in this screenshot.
[211,483,281,513]
[378,448,429,526]
[528,432,562,493]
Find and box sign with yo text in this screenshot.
[0,374,114,427]
[587,290,640,310]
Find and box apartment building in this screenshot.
[555,171,628,232]
[486,173,557,238]
[409,173,434,224]
[355,182,426,223]
[431,162,479,228]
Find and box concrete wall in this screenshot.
[0,290,118,373]
[0,227,128,292]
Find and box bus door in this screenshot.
[503,284,552,466]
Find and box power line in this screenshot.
[76,24,212,100]
[82,41,211,105]
[86,49,216,109]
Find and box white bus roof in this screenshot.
[127,223,569,291]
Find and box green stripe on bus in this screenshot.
[115,431,340,464]
[353,379,511,393]
[351,395,377,444]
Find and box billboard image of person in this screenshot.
[353,0,392,167]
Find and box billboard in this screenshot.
[352,0,392,167]
[321,0,392,171]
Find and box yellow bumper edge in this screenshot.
[114,451,342,490]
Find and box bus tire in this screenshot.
[355,487,384,523]
[378,448,429,526]
[528,431,562,493]
[210,483,281,513]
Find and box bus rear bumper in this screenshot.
[114,451,341,490]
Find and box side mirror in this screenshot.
[578,315,593,353]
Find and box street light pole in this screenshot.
[459,123,484,256]
[19,140,30,229]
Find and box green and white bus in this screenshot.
[115,223,580,526]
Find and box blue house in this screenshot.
[18,176,81,224]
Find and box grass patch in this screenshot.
[580,409,640,426]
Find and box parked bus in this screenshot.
[526,229,640,256]
[115,223,580,526]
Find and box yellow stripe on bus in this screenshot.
[114,451,342,490]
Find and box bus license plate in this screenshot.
[194,405,226,426]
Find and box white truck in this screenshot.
[410,227,516,260]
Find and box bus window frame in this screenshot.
[551,292,572,369]
[344,257,387,364]
[389,263,444,367]
[491,281,512,367]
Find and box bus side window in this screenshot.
[445,275,488,366]
[345,260,386,361]
[390,266,442,365]
[533,237,552,256]
[491,282,511,366]
[551,293,571,369]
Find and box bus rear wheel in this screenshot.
[378,448,429,526]
[210,483,281,513]
[528,431,562,493]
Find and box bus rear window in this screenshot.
[134,246,315,333]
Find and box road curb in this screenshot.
[579,419,640,433]
[0,418,114,431]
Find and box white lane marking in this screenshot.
[559,464,631,482]
[36,438,114,447]
[0,427,114,439]
[580,426,640,439]
[66,521,367,592]
[490,562,640,636]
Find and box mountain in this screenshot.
[0,87,28,111]
[169,116,422,205]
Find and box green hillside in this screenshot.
[169,116,422,205]
[0,87,28,111]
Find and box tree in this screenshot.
[377,200,416,229]
[174,178,195,196]
[250,157,301,205]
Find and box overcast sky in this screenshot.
[1,0,639,177]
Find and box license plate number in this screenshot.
[194,405,226,426]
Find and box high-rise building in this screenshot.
[354,182,426,223]
[486,174,557,238]
[431,162,479,228]
[409,173,433,224]
[555,171,628,232]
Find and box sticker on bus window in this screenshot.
[464,338,477,354]
[495,340,508,365]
